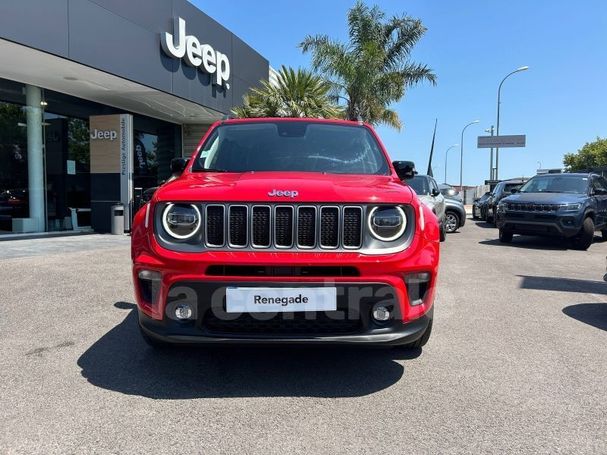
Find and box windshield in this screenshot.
[408,176,430,195]
[519,175,589,194]
[504,183,523,193]
[192,121,389,175]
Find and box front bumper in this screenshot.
[132,215,439,345]
[497,211,582,237]
[139,301,433,346]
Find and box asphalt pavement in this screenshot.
[0,223,606,454]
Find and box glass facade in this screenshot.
[0,99,28,233]
[0,77,181,235]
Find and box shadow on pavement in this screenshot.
[562,303,607,331]
[473,221,496,229]
[479,236,569,250]
[518,276,607,295]
[77,302,416,399]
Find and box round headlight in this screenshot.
[368,206,407,241]
[162,203,201,240]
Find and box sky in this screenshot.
[192,0,607,185]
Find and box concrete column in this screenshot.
[26,84,45,232]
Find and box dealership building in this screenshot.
[0,0,269,235]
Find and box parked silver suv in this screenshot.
[408,174,446,241]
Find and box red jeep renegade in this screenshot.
[131,118,440,349]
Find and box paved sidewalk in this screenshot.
[0,234,130,260]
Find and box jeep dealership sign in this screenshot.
[161,17,231,88]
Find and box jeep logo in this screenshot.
[268,189,299,198]
[90,129,117,141]
[161,17,230,88]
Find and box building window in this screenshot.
[0,101,29,233]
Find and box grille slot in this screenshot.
[343,207,363,247]
[320,207,339,247]
[252,206,271,247]
[205,205,225,246]
[297,206,317,248]
[275,206,294,247]
[229,206,248,246]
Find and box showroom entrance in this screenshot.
[0,78,183,236]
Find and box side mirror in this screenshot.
[393,160,416,180]
[510,188,519,194]
[170,157,188,176]
[431,188,441,197]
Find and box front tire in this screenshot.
[499,228,513,243]
[571,217,594,250]
[486,208,494,224]
[444,211,460,233]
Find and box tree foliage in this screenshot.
[232,65,341,119]
[300,1,436,130]
[563,137,607,171]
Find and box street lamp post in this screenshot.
[444,144,458,184]
[459,120,479,194]
[495,66,529,180]
[485,126,495,180]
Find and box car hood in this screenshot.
[444,197,465,209]
[501,192,587,205]
[155,172,416,204]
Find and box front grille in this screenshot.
[508,203,560,212]
[203,204,364,250]
[203,311,362,335]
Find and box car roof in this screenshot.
[220,117,372,128]
[533,173,594,178]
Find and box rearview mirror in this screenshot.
[170,157,188,176]
[393,160,416,180]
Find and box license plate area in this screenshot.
[226,287,337,313]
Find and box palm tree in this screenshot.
[300,1,436,130]
[232,65,342,119]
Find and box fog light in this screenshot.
[372,305,391,322]
[175,304,193,320]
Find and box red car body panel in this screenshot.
[131,118,440,346]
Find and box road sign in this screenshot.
[477,135,526,148]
